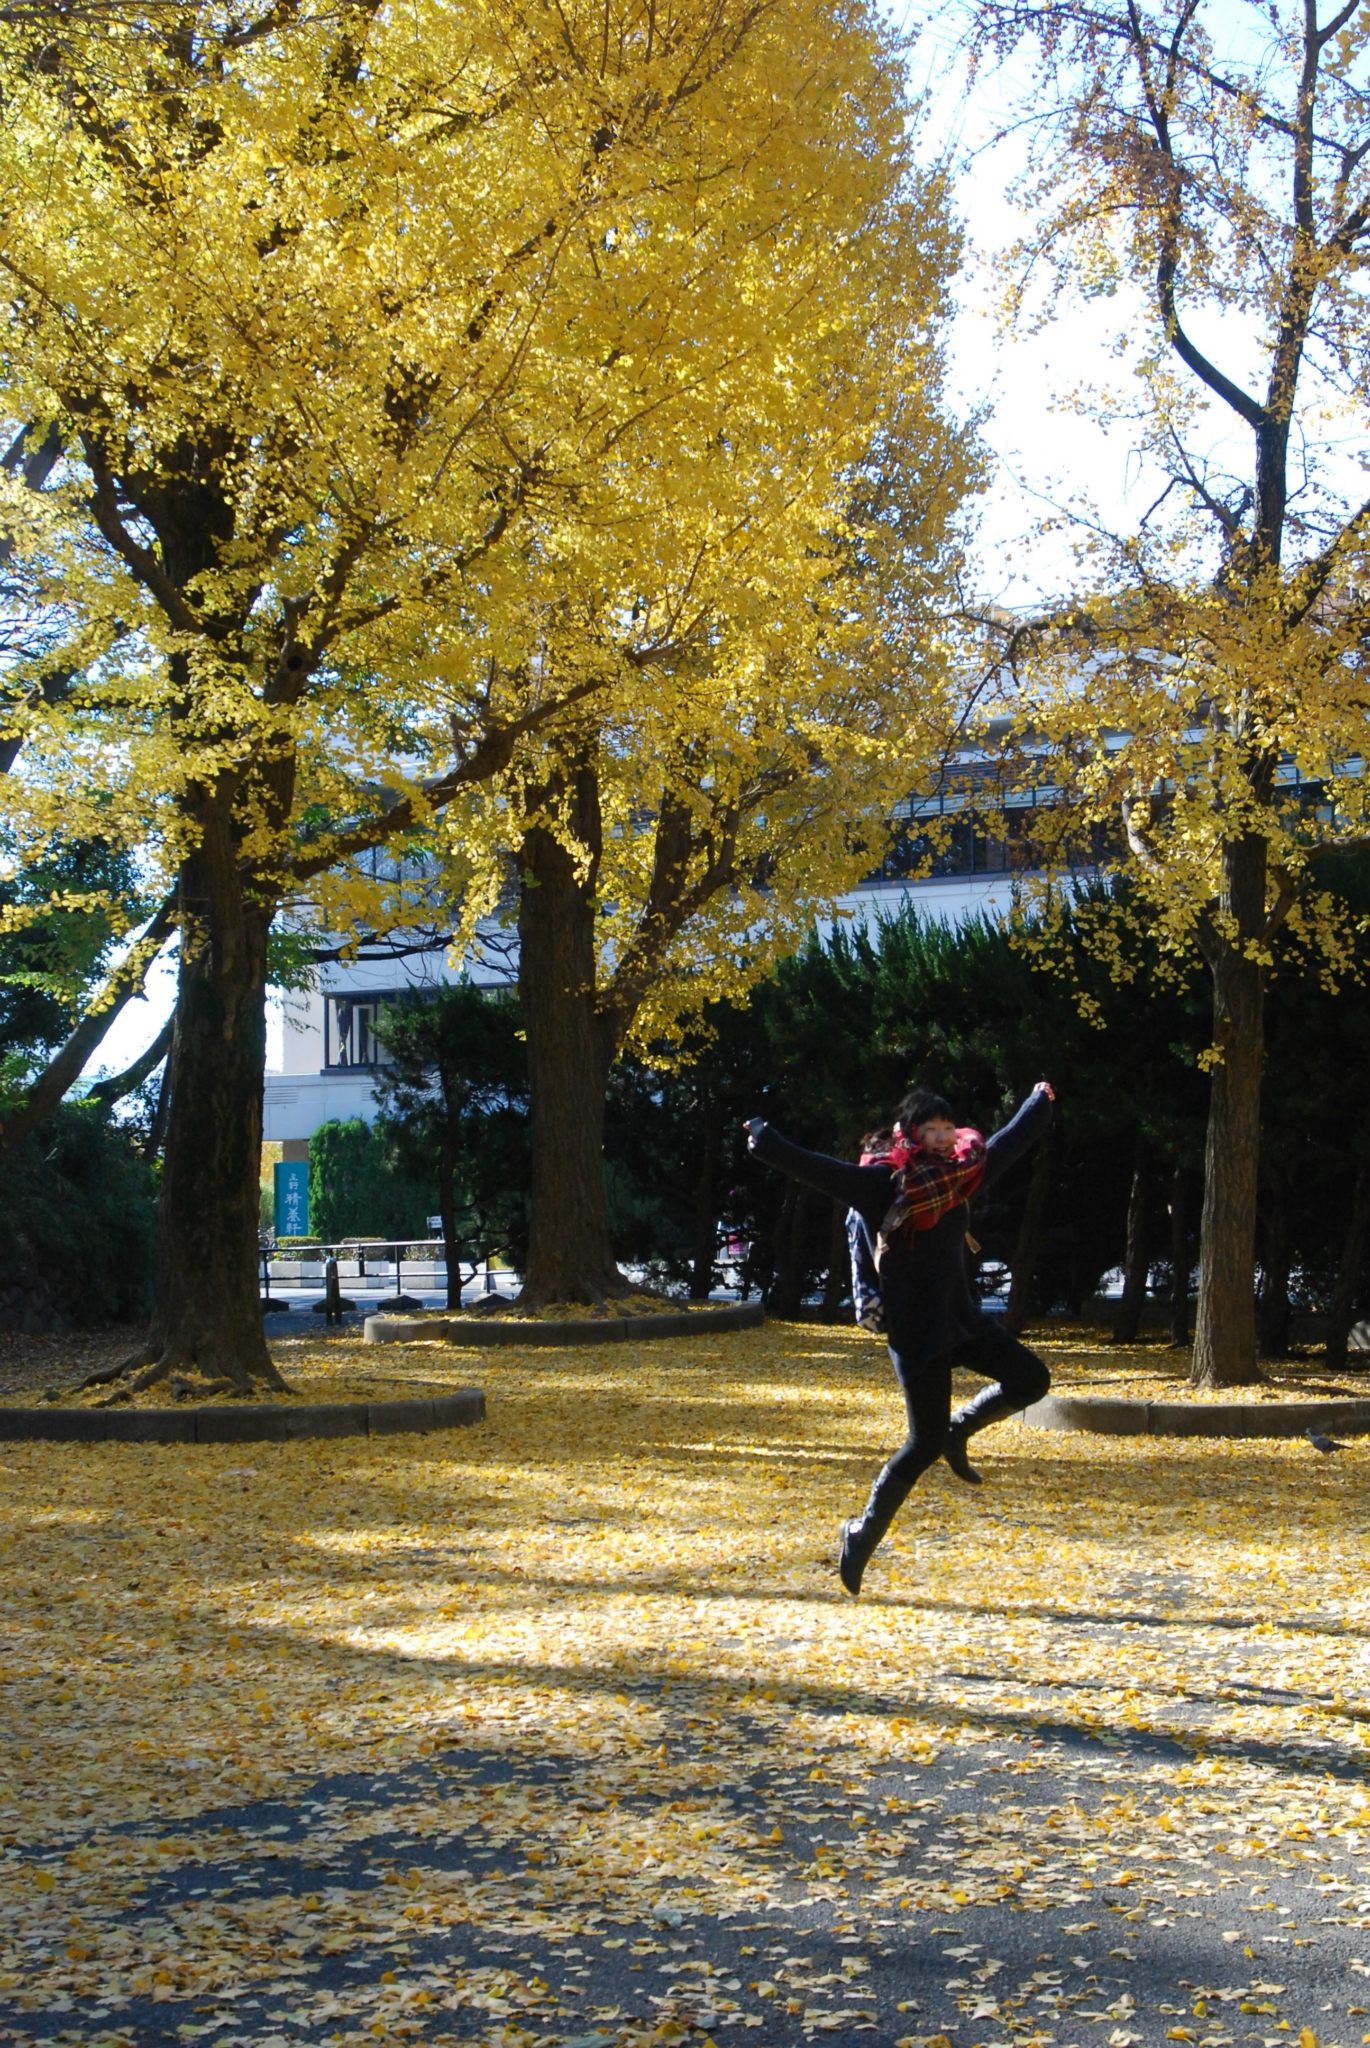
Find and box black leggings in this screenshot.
[863,1322,1050,1528]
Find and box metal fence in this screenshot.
[258,1238,502,1302]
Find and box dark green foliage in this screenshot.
[598,894,1213,1317]
[0,1101,157,1328]
[372,982,529,1299]
[306,1117,436,1246]
[604,1000,773,1297]
[0,839,158,1328]
[302,986,530,1283]
[0,839,142,1096]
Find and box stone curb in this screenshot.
[0,1388,485,1445]
[1021,1392,1370,1440]
[363,1297,767,1346]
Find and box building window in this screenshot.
[324,995,397,1069]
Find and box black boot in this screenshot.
[838,1463,908,1595]
[839,1516,878,1595]
[943,1424,984,1486]
[945,1384,1024,1485]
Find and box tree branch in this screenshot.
[1261,836,1370,943]
[0,421,74,772]
[84,1009,174,1108]
[221,0,304,47]
[288,674,612,882]
[1261,861,1301,947]
[0,892,178,1152]
[2,420,62,493]
[1121,792,1223,964]
[82,438,206,636]
[1122,0,1269,430]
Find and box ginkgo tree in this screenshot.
[394,372,976,1308]
[974,0,1370,1385]
[304,188,976,1311]
[0,0,962,1386]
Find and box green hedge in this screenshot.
[0,1102,157,1326]
[307,1119,436,1245]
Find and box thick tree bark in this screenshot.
[1192,834,1267,1387]
[1326,1159,1370,1370]
[517,804,623,1306]
[768,1179,805,1316]
[513,737,753,1307]
[137,825,285,1391]
[1005,1130,1053,1335]
[1113,1132,1151,1344]
[140,1014,177,1162]
[1257,1181,1293,1360]
[1169,1164,1191,1348]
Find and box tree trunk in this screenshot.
[517,812,623,1306]
[439,1131,462,1312]
[1326,1158,1370,1370]
[1112,1132,1151,1344]
[764,1177,797,1312]
[1005,1130,1053,1335]
[1169,1164,1191,1347]
[769,1182,809,1317]
[1192,835,1267,1387]
[1257,1180,1293,1360]
[137,831,284,1391]
[821,1198,849,1319]
[688,1098,723,1300]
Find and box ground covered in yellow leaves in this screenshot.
[2,1322,1368,2048]
[1020,1335,1370,1406]
[8,1322,1369,1413]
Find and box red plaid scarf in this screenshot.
[875,1127,985,1267]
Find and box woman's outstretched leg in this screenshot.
[943,1324,1050,1485]
[840,1354,951,1594]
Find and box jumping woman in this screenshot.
[745,1082,1055,1595]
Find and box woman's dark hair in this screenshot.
[860,1125,895,1155]
[896,1086,955,1132]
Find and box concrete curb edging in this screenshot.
[1022,1392,1370,1440]
[0,1388,485,1444]
[363,1297,767,1346]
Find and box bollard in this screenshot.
[325,1256,343,1327]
